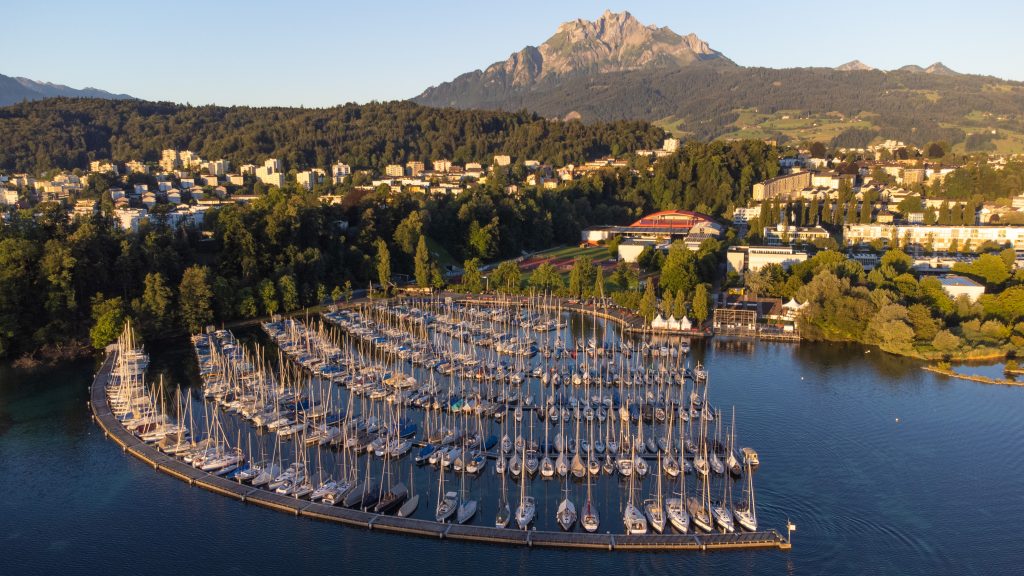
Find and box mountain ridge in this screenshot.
[413,11,1024,149]
[0,73,132,106]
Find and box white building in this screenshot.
[256,159,284,187]
[493,155,511,167]
[332,162,351,184]
[732,206,761,227]
[432,159,452,173]
[114,208,146,232]
[726,246,809,274]
[844,223,1024,251]
[937,275,985,302]
[296,169,326,190]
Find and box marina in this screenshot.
[88,296,793,552]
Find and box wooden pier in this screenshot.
[89,346,791,552]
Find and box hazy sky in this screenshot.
[4,0,1021,107]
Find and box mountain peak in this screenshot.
[835,60,874,71]
[420,11,730,98]
[925,61,959,75]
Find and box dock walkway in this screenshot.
[90,347,791,552]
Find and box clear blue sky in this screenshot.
[4,0,1021,107]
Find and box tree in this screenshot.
[393,211,424,255]
[491,260,522,294]
[258,278,279,316]
[414,235,431,288]
[866,304,916,355]
[639,280,657,324]
[462,258,483,293]
[809,141,828,158]
[1000,247,1017,270]
[179,266,214,334]
[528,262,563,293]
[237,288,258,318]
[671,289,687,319]
[659,291,673,317]
[933,327,962,354]
[467,218,499,260]
[135,272,175,337]
[907,303,939,342]
[374,238,391,291]
[606,235,622,259]
[691,284,710,325]
[953,253,1010,287]
[593,265,605,298]
[277,274,299,312]
[567,256,597,298]
[659,241,698,297]
[89,294,125,350]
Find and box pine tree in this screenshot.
[639,280,657,324]
[414,235,431,288]
[692,284,710,325]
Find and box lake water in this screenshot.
[1,323,1022,575]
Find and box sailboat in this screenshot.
[622,441,648,534]
[666,400,691,533]
[580,460,600,533]
[556,474,577,531]
[435,457,458,522]
[397,464,419,517]
[495,465,511,528]
[643,452,666,533]
[455,437,478,524]
[514,437,535,530]
[733,459,757,531]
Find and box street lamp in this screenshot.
[483,275,489,293]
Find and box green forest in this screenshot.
[0,97,783,362]
[0,98,663,174]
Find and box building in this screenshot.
[256,159,284,187]
[843,223,1024,251]
[384,164,404,178]
[431,159,451,173]
[752,171,812,201]
[663,138,680,153]
[296,169,326,190]
[493,155,511,167]
[114,208,146,232]
[125,160,148,174]
[1,188,18,205]
[583,210,724,245]
[937,275,985,302]
[205,159,230,176]
[160,149,181,171]
[765,224,830,246]
[726,246,809,274]
[332,162,351,184]
[72,199,98,219]
[732,206,761,227]
[401,161,423,177]
[617,239,663,263]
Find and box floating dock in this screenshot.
[89,347,791,552]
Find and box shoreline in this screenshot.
[922,365,1022,387]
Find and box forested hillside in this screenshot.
[0,98,663,174]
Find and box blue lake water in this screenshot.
[1,328,1022,576]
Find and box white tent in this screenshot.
[651,314,668,329]
[678,316,692,331]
